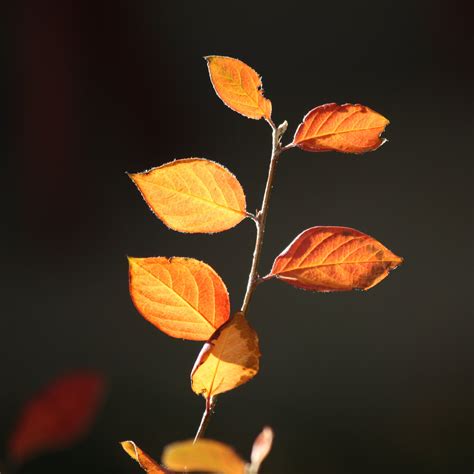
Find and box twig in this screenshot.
[193,396,215,443]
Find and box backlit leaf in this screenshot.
[206,56,272,120]
[8,372,105,464]
[121,441,167,473]
[293,103,389,153]
[269,226,403,291]
[163,439,245,474]
[129,158,247,233]
[191,312,260,399]
[129,257,230,340]
[250,426,274,472]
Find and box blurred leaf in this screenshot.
[250,426,274,472]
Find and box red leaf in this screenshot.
[8,371,105,464]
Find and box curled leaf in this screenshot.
[206,56,272,120]
[269,226,403,291]
[250,426,274,472]
[129,158,247,234]
[8,372,105,465]
[163,439,245,474]
[293,103,389,153]
[121,441,167,473]
[129,257,230,341]
[191,312,260,399]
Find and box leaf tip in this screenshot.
[120,440,138,459]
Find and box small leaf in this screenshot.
[250,426,274,472]
[129,158,247,234]
[121,441,167,473]
[206,56,272,120]
[163,439,246,474]
[293,103,389,153]
[191,312,260,399]
[129,257,230,340]
[8,372,105,465]
[269,226,403,291]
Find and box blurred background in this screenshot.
[1,0,472,472]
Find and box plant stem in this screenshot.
[241,119,288,315]
[193,119,288,442]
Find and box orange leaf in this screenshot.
[250,426,274,472]
[163,439,246,474]
[269,226,403,291]
[129,257,230,340]
[8,372,105,465]
[121,441,167,473]
[129,159,247,234]
[191,312,260,399]
[206,56,272,120]
[293,103,389,153]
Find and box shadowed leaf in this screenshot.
[129,257,230,340]
[191,312,260,399]
[206,56,272,120]
[293,103,389,153]
[129,158,247,233]
[269,226,403,291]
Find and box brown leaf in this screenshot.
[129,158,247,233]
[293,103,389,153]
[269,226,403,291]
[129,257,230,341]
[121,441,167,473]
[191,312,260,399]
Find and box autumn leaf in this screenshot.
[121,441,167,473]
[8,372,105,465]
[129,257,230,340]
[293,103,389,153]
[163,439,246,474]
[191,312,260,400]
[269,226,403,291]
[206,56,272,120]
[129,158,247,233]
[250,426,274,472]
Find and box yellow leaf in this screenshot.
[206,56,272,120]
[191,312,260,399]
[129,158,247,233]
[129,257,230,340]
[121,441,166,473]
[162,439,245,474]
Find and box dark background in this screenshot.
[1,1,472,473]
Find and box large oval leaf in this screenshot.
[8,372,105,464]
[191,312,260,399]
[129,159,247,233]
[163,439,245,474]
[269,226,403,291]
[293,103,389,153]
[206,56,272,120]
[121,441,167,473]
[129,257,230,340]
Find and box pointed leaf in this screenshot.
[206,56,272,120]
[129,158,247,233]
[121,441,167,473]
[250,426,274,472]
[8,372,105,465]
[270,226,403,291]
[163,439,245,474]
[129,257,230,340]
[191,312,260,399]
[293,103,389,153]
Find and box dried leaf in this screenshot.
[191,312,260,399]
[129,158,247,233]
[163,439,245,474]
[206,56,272,120]
[129,257,230,340]
[293,103,389,153]
[250,426,274,472]
[121,441,167,473]
[270,226,403,291]
[8,372,105,464]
